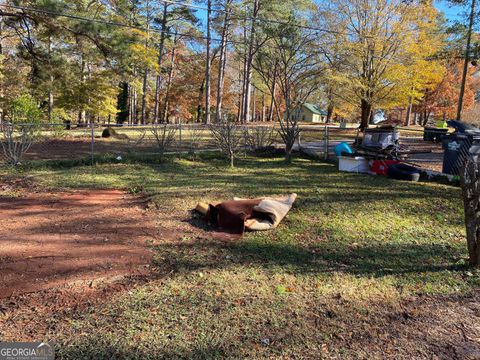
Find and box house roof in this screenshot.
[303,103,327,116]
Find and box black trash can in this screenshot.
[442,132,480,175]
[424,127,448,142]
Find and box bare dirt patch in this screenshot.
[0,189,160,298]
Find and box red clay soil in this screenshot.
[0,190,160,298]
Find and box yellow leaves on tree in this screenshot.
[414,61,476,124]
[325,0,445,127]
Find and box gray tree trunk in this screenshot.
[215,1,231,122]
[153,3,168,124]
[239,38,247,122]
[261,94,265,122]
[47,37,54,122]
[141,2,151,125]
[251,86,256,122]
[405,95,413,126]
[196,78,205,123]
[204,0,212,124]
[461,152,480,266]
[456,0,476,121]
[268,62,277,121]
[141,69,148,124]
[78,53,86,125]
[237,63,243,122]
[162,35,177,123]
[242,0,260,123]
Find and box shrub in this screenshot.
[151,124,177,157]
[209,121,243,167]
[0,124,35,165]
[7,94,43,124]
[244,126,275,151]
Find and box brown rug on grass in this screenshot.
[196,194,297,235]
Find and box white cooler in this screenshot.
[338,156,370,173]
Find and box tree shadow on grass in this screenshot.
[17,152,459,210]
[151,237,468,279]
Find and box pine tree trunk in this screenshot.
[128,82,138,125]
[133,87,138,124]
[215,1,231,122]
[239,42,247,122]
[242,0,260,124]
[204,0,212,124]
[196,78,205,123]
[162,36,177,124]
[78,53,86,125]
[47,37,54,122]
[261,94,265,122]
[153,3,168,124]
[456,0,477,121]
[141,2,151,124]
[251,87,256,122]
[48,91,54,122]
[141,69,148,124]
[268,62,277,121]
[244,76,252,123]
[128,83,132,125]
[237,64,243,123]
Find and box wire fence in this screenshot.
[0,122,284,165]
[0,122,467,175]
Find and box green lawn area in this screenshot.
[2,153,479,358]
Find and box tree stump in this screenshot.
[461,147,480,266]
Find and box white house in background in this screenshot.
[290,103,327,123]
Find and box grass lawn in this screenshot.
[1,153,479,359]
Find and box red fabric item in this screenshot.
[206,199,262,235]
[370,160,401,176]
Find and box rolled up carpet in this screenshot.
[200,194,297,235]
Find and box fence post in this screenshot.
[179,122,182,151]
[324,125,329,160]
[90,122,94,165]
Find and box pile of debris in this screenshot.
[336,126,421,181]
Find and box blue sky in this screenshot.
[195,1,470,27]
[193,0,471,33]
[434,0,469,23]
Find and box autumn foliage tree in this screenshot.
[321,0,445,128]
[414,61,476,125]
[0,0,474,129]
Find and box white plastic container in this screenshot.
[338,156,370,173]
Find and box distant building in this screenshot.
[290,103,327,123]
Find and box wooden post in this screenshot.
[90,122,94,165]
[179,122,182,150]
[461,149,480,266]
[324,126,329,160]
